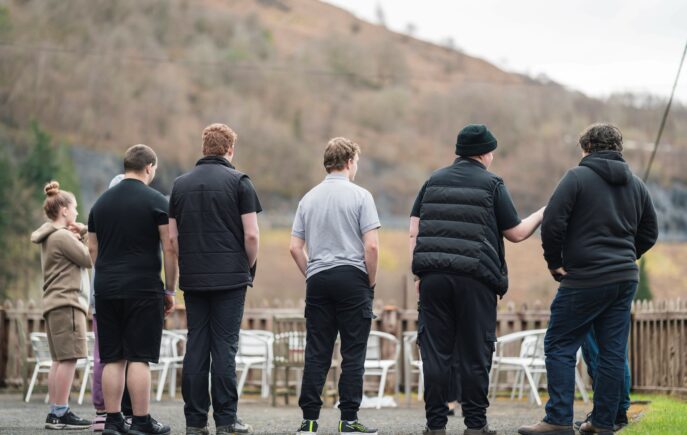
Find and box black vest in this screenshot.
[170,156,252,291]
[412,158,509,295]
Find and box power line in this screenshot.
[643,40,687,182]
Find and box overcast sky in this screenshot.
[323,0,686,103]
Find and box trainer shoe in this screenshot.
[217,417,254,434]
[45,410,92,430]
[574,412,592,430]
[92,412,107,432]
[614,411,629,430]
[423,427,446,434]
[297,419,318,434]
[464,424,497,434]
[128,415,170,435]
[185,426,210,435]
[103,414,131,435]
[579,421,614,434]
[338,420,378,434]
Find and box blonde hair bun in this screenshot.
[44,181,60,197]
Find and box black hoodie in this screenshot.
[542,151,658,288]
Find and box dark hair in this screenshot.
[323,137,360,173]
[202,123,237,156]
[43,181,75,221]
[579,123,623,153]
[123,144,157,172]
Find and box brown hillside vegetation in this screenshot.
[1,0,686,216]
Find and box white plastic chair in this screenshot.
[236,330,273,398]
[403,331,424,404]
[364,331,400,408]
[150,330,184,401]
[166,329,187,399]
[25,332,88,403]
[77,332,96,405]
[489,329,589,406]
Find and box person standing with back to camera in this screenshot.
[31,181,93,430]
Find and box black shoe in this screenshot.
[128,415,170,435]
[185,426,210,435]
[423,427,446,434]
[45,411,92,430]
[296,419,318,434]
[217,417,254,434]
[464,425,497,435]
[103,416,130,435]
[338,420,378,434]
[574,412,592,430]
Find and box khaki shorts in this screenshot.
[45,306,88,361]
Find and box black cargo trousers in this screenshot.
[418,273,497,430]
[299,265,374,421]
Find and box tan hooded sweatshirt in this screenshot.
[31,222,92,316]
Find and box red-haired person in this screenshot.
[31,181,93,430]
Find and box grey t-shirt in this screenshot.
[292,173,381,279]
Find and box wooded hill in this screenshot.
[1,0,685,216]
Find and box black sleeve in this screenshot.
[542,170,578,270]
[87,209,95,233]
[238,176,263,215]
[635,188,659,259]
[152,192,169,226]
[410,181,429,217]
[494,182,521,232]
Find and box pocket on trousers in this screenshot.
[485,330,497,353]
[362,305,377,320]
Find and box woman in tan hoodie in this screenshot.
[31,181,92,430]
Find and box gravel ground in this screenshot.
[0,393,593,434]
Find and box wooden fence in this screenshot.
[1,298,685,395]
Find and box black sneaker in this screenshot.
[574,412,592,430]
[338,420,378,434]
[128,415,170,435]
[217,417,254,434]
[464,425,497,435]
[297,420,318,434]
[185,425,210,435]
[103,415,131,435]
[45,410,92,430]
[423,427,446,434]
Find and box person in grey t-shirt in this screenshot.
[290,137,380,435]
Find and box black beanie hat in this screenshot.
[455,124,498,156]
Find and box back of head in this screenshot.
[123,144,157,173]
[202,123,237,156]
[43,181,75,221]
[455,124,498,157]
[579,123,623,153]
[323,137,360,173]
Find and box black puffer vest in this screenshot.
[412,158,509,295]
[170,156,252,291]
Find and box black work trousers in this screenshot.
[299,266,374,421]
[182,288,246,428]
[419,273,497,430]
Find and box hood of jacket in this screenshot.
[579,150,632,185]
[31,222,60,244]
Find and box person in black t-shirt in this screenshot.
[409,125,545,434]
[168,124,261,434]
[88,144,177,435]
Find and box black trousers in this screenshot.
[299,266,373,421]
[419,273,497,430]
[182,288,246,427]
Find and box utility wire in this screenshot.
[643,40,687,182]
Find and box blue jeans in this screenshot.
[582,325,631,417]
[543,281,637,430]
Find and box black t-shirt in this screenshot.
[410,180,521,232]
[168,176,262,219]
[88,179,169,299]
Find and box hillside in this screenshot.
[1,0,686,218]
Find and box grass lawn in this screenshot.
[623,394,687,435]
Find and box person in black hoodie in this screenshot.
[518,124,658,435]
